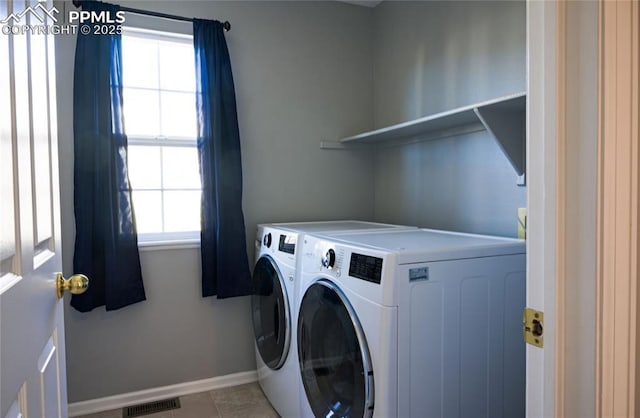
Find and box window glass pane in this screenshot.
[132,191,163,233]
[121,31,202,238]
[158,40,196,92]
[160,91,197,139]
[0,138,15,262]
[123,88,161,137]
[163,190,201,232]
[0,24,15,263]
[128,146,162,189]
[122,36,159,89]
[162,147,200,189]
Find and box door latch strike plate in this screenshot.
[523,307,544,348]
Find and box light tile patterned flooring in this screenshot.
[77,383,280,418]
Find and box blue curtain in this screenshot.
[193,19,252,298]
[72,1,146,312]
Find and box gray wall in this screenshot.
[55,0,374,402]
[371,1,526,237]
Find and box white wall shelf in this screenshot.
[323,92,526,183]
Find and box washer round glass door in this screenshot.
[251,255,291,370]
[297,280,374,418]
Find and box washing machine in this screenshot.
[296,229,526,418]
[251,221,415,418]
[252,225,300,418]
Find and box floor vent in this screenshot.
[123,398,181,417]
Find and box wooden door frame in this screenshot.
[595,1,640,417]
[553,0,640,416]
[554,1,600,416]
[555,2,567,414]
[531,1,606,416]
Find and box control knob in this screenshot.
[263,233,272,248]
[322,249,336,269]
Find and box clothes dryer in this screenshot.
[296,229,526,418]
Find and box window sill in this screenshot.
[138,238,200,252]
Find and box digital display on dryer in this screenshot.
[349,253,383,284]
[278,234,296,254]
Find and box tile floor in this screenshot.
[77,383,280,418]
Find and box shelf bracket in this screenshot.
[474,99,526,186]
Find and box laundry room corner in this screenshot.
[370,0,527,237]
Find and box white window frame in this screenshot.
[121,27,201,246]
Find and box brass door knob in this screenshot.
[56,273,89,299]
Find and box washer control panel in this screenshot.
[302,238,347,276]
[348,253,383,284]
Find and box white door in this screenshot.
[1,1,83,417]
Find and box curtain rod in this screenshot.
[71,1,231,31]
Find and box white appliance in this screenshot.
[252,225,300,418]
[296,229,526,418]
[251,221,415,417]
[271,220,412,235]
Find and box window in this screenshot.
[121,28,201,242]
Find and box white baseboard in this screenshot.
[68,370,258,417]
